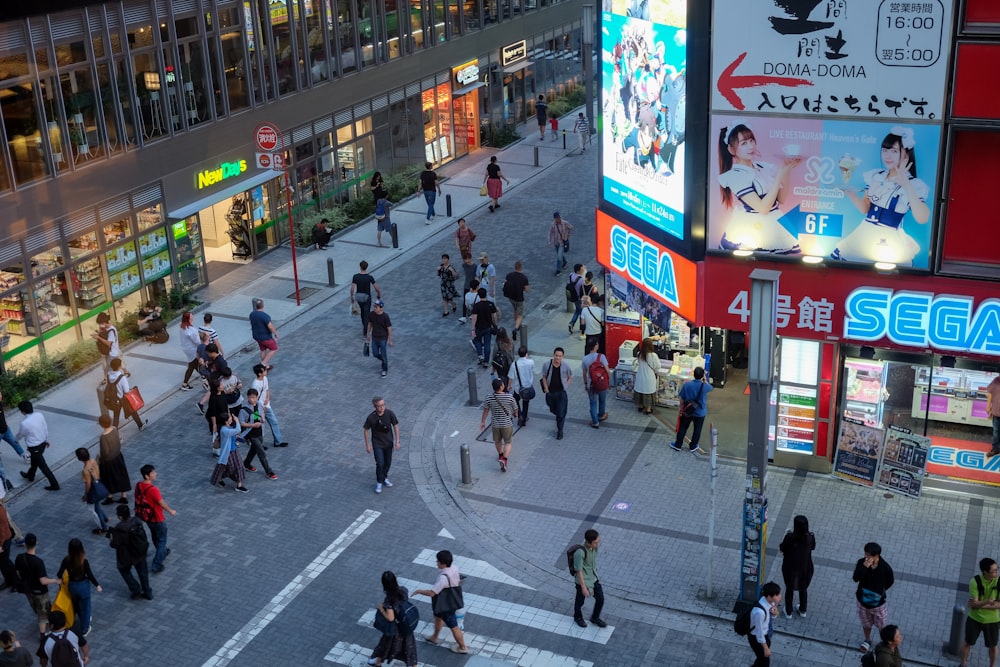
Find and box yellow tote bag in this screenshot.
[52,571,74,629]
[479,184,488,197]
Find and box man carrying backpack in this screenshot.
[37,610,87,666]
[134,465,177,574]
[670,367,713,456]
[571,529,606,628]
[582,339,611,429]
[959,558,1000,667]
[108,504,152,600]
[745,581,782,667]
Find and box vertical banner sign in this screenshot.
[833,418,885,487]
[711,0,955,120]
[877,426,929,499]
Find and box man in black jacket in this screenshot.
[853,541,894,654]
[108,505,152,600]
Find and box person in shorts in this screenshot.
[13,533,60,635]
[480,378,518,473]
[414,550,469,654]
[853,541,894,653]
[960,558,1000,667]
[249,298,278,370]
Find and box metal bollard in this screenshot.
[446,193,453,217]
[946,604,966,655]
[519,324,528,351]
[562,129,567,149]
[390,222,399,249]
[466,367,479,406]
[460,444,472,485]
[326,257,336,286]
[534,146,539,167]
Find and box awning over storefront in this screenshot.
[167,168,279,220]
[502,60,533,74]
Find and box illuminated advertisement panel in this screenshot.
[600,1,687,242]
[707,113,941,269]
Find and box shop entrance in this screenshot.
[452,89,481,158]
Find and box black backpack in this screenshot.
[565,275,580,302]
[127,521,149,561]
[860,650,876,667]
[734,602,765,636]
[397,599,420,635]
[48,630,81,667]
[103,374,123,410]
[134,483,154,522]
[566,544,587,575]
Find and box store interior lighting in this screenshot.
[874,261,897,272]
[802,255,823,264]
[732,249,754,257]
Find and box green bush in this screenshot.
[61,339,103,376]
[384,165,423,201]
[293,207,351,247]
[159,284,196,312]
[482,123,522,148]
[0,355,62,406]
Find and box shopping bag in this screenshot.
[363,341,370,357]
[479,184,488,197]
[52,572,75,629]
[123,386,144,412]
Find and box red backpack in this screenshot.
[588,356,610,392]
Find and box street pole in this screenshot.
[582,4,594,140]
[737,269,780,609]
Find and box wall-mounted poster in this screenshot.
[708,114,941,268]
[833,418,885,487]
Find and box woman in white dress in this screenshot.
[717,122,802,254]
[831,126,930,266]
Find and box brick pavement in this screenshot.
[0,118,993,667]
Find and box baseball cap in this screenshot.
[478,252,489,260]
[553,211,560,218]
[373,300,385,307]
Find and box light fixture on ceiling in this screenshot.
[802,255,823,264]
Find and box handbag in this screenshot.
[514,361,536,400]
[123,386,144,412]
[431,573,464,615]
[86,478,110,504]
[562,239,570,252]
[680,383,706,418]
[479,184,488,197]
[52,572,75,629]
[373,606,398,636]
[364,341,370,357]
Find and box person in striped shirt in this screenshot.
[198,312,224,357]
[480,378,518,473]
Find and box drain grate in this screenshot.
[541,303,560,311]
[287,287,320,300]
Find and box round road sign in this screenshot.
[254,123,281,152]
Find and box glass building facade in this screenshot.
[0,0,585,365]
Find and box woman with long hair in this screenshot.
[632,337,661,415]
[483,156,511,213]
[831,127,930,265]
[367,570,417,667]
[97,415,131,506]
[779,514,816,618]
[179,311,201,390]
[717,122,801,254]
[75,448,109,535]
[491,327,514,387]
[58,538,101,637]
[370,171,387,202]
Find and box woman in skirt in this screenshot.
[210,412,248,493]
[97,414,131,505]
[368,570,417,667]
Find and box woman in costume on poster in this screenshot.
[717,121,802,254]
[831,126,930,266]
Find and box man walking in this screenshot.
[582,339,611,429]
[249,298,279,370]
[351,260,382,338]
[960,558,1000,667]
[573,112,589,153]
[747,581,782,667]
[502,261,529,340]
[14,533,60,636]
[251,364,288,448]
[414,550,469,654]
[458,256,478,323]
[417,162,441,223]
[481,378,518,473]
[363,396,400,494]
[239,389,277,480]
[38,611,88,666]
[367,300,393,378]
[17,401,58,490]
[670,367,713,455]
[572,529,607,628]
[566,263,586,334]
[540,347,572,440]
[470,287,498,369]
[872,625,904,667]
[535,95,548,139]
[476,253,496,302]
[198,312,225,356]
[108,505,153,600]
[134,465,177,574]
[547,212,573,276]
[91,311,122,371]
[854,541,895,654]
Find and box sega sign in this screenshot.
[597,211,698,322]
[844,287,1000,356]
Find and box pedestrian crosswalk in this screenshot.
[412,549,534,590]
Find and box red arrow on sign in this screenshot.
[717,52,814,111]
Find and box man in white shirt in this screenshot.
[251,364,288,448]
[748,581,782,667]
[476,252,496,301]
[17,401,59,491]
[39,610,88,666]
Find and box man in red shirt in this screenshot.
[134,465,177,574]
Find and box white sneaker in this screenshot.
[383,479,393,487]
[375,483,383,494]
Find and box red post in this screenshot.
[281,138,301,306]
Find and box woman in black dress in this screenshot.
[368,570,417,667]
[97,415,131,505]
[779,514,816,618]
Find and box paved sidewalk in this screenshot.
[0,110,989,667]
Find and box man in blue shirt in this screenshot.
[249,298,278,370]
[670,366,713,455]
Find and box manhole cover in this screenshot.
[287,287,319,300]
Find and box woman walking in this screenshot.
[211,412,249,493]
[454,218,476,261]
[367,570,418,667]
[779,514,815,618]
[58,538,101,637]
[633,338,661,415]
[179,311,201,390]
[491,327,514,387]
[75,448,109,535]
[484,156,510,212]
[437,254,459,317]
[97,415,131,506]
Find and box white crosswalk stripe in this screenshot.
[413,549,535,590]
[394,577,614,644]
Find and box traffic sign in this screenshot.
[254,122,281,152]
